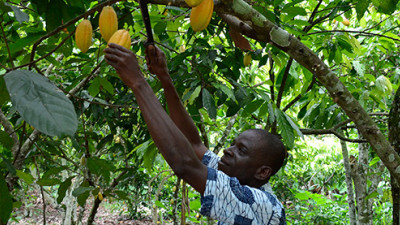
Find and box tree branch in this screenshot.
[300,128,367,143]
[276,58,293,108]
[308,29,400,42]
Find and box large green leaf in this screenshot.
[276,108,295,149]
[202,89,217,119]
[4,70,78,137]
[0,175,13,224]
[57,176,75,204]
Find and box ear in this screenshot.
[254,165,272,181]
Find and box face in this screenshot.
[218,130,267,185]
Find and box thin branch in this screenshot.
[268,51,275,102]
[308,29,400,42]
[33,157,46,225]
[0,22,14,69]
[283,74,316,112]
[213,114,237,153]
[13,28,75,71]
[0,109,18,144]
[300,128,367,143]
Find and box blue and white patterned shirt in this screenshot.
[200,150,286,225]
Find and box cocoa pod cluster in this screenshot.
[75,5,131,53]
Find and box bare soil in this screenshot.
[9,190,169,225]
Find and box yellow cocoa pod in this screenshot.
[108,29,131,49]
[99,6,118,42]
[243,52,252,67]
[80,156,86,166]
[185,0,204,7]
[98,192,103,201]
[190,0,214,32]
[75,19,92,53]
[342,18,350,26]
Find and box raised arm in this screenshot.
[104,44,207,194]
[145,45,208,160]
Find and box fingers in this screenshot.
[108,43,131,53]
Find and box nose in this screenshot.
[223,146,234,156]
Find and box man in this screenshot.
[104,43,287,224]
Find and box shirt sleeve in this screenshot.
[201,150,220,170]
[200,167,286,225]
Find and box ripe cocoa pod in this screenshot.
[185,0,204,7]
[99,6,118,42]
[108,29,131,49]
[243,52,252,67]
[75,19,92,53]
[342,18,350,26]
[98,192,103,201]
[190,0,214,32]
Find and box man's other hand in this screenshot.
[145,45,169,79]
[104,43,142,87]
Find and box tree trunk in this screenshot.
[353,136,373,225]
[389,86,400,225]
[339,135,357,225]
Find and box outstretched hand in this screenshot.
[145,45,169,80]
[104,43,143,87]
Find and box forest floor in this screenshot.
[9,189,172,225]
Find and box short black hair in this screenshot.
[248,129,287,175]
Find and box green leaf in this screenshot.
[202,89,216,119]
[4,70,78,137]
[72,181,92,207]
[374,0,399,14]
[87,157,116,182]
[0,175,13,224]
[352,61,365,76]
[72,186,94,197]
[1,156,16,176]
[5,3,29,23]
[143,142,157,170]
[282,7,307,17]
[42,166,68,179]
[16,170,34,185]
[213,83,236,101]
[114,190,129,200]
[0,76,10,105]
[366,191,379,200]
[276,109,295,149]
[369,156,380,166]
[242,99,264,117]
[0,130,13,150]
[36,178,61,186]
[283,113,303,138]
[355,0,370,20]
[100,78,114,95]
[45,0,64,32]
[88,77,101,97]
[188,86,201,105]
[57,176,74,204]
[9,33,44,56]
